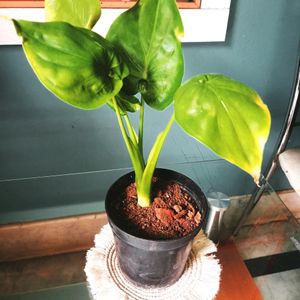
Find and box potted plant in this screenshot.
[10,0,271,287]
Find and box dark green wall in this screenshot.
[1,0,300,224]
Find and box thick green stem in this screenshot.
[113,97,144,184]
[124,113,138,147]
[124,112,145,168]
[138,97,145,155]
[137,113,175,207]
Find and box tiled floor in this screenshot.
[0,190,299,299]
[254,270,300,300]
[233,189,300,300]
[0,283,90,300]
[278,191,300,221]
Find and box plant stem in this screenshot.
[124,112,145,168]
[137,113,175,207]
[124,113,138,147]
[112,97,144,184]
[138,97,145,155]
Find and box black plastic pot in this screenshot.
[105,168,208,287]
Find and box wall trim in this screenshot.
[0,213,107,262]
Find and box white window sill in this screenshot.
[0,0,231,45]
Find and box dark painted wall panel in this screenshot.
[1,0,300,223]
[0,67,217,181]
[0,160,253,224]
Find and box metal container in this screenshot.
[205,192,230,243]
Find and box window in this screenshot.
[0,0,232,44]
[0,0,201,9]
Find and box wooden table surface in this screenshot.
[215,240,262,300]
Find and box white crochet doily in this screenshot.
[85,224,221,300]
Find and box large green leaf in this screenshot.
[106,0,184,110]
[174,74,271,182]
[13,20,128,110]
[45,0,101,29]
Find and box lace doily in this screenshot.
[85,224,221,300]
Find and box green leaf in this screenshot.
[107,93,140,115]
[45,0,101,29]
[174,74,271,182]
[13,20,128,110]
[106,0,184,110]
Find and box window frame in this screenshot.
[0,0,231,44]
[0,0,201,9]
